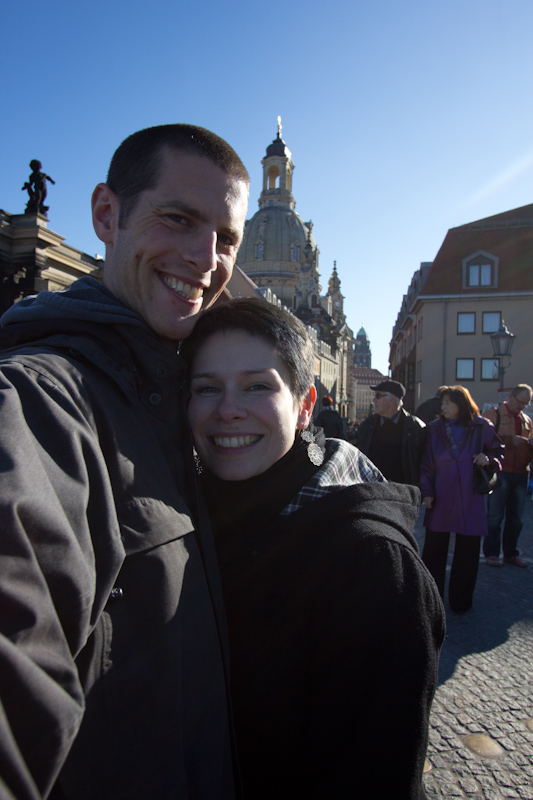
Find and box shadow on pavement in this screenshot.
[413,507,533,685]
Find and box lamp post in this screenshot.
[490,321,516,390]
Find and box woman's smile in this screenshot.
[212,434,262,449]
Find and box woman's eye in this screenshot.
[247,383,270,392]
[192,385,219,396]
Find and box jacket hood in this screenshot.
[285,480,422,554]
[283,440,420,553]
[0,277,150,349]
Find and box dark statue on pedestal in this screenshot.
[22,160,55,215]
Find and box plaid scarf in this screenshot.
[281,439,384,515]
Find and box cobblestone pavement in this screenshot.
[413,496,533,799]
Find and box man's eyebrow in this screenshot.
[160,200,243,241]
[220,224,244,242]
[161,200,208,223]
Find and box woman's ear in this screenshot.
[92,183,120,246]
[296,385,317,430]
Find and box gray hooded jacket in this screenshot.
[0,278,235,800]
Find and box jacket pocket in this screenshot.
[117,496,195,555]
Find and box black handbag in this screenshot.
[473,424,501,495]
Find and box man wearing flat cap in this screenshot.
[356,380,427,485]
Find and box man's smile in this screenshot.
[159,271,204,301]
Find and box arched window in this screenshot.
[256,242,264,260]
[291,244,300,262]
[268,166,280,189]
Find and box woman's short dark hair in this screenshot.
[106,124,250,228]
[441,385,480,422]
[180,298,316,400]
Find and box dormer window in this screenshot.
[469,263,491,286]
[291,244,300,262]
[462,250,499,289]
[256,242,264,260]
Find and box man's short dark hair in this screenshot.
[180,297,315,401]
[107,124,250,228]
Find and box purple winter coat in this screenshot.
[420,416,504,536]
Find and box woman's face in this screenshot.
[188,330,315,481]
[441,395,460,420]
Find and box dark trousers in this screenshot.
[483,472,528,559]
[422,530,481,613]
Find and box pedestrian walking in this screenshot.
[420,386,504,613]
[483,383,533,568]
[356,380,426,485]
[314,394,345,438]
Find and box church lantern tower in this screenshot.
[236,119,321,310]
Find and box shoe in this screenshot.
[503,556,528,568]
[485,556,503,567]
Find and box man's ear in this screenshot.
[92,183,120,245]
[297,385,317,429]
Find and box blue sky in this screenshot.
[2,0,533,373]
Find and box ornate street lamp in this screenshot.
[490,321,516,390]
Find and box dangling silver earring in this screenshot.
[193,449,203,474]
[301,429,324,466]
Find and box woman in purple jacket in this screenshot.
[420,385,504,613]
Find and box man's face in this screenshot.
[97,147,248,347]
[373,391,399,419]
[508,390,531,415]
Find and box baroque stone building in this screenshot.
[0,211,102,314]
[236,122,320,310]
[236,124,355,419]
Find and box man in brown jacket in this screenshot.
[483,384,533,567]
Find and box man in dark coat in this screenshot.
[415,386,448,424]
[314,394,345,438]
[0,125,249,800]
[356,380,427,485]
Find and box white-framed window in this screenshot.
[457,312,475,334]
[481,358,500,380]
[482,311,501,333]
[462,250,499,289]
[468,264,492,286]
[456,358,474,380]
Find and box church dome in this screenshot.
[238,207,317,265]
[357,326,368,338]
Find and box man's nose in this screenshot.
[185,231,217,274]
